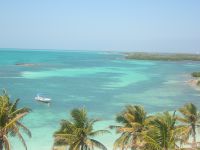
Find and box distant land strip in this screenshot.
[125,52,200,61]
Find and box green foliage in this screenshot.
[192,72,200,77]
[111,104,200,150]
[144,112,179,150]
[110,105,150,150]
[0,90,31,150]
[178,103,200,149]
[126,52,200,61]
[53,108,109,150]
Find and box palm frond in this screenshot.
[2,112,29,131]
[71,108,88,128]
[16,121,32,138]
[16,131,28,150]
[89,129,110,137]
[89,139,107,150]
[9,99,20,114]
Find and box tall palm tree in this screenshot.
[144,111,179,150]
[0,90,31,150]
[110,105,150,150]
[178,103,200,149]
[53,108,109,150]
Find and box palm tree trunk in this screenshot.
[81,144,84,150]
[192,125,197,149]
[131,138,136,150]
[0,140,3,150]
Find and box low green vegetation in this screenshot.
[125,52,200,61]
[191,72,200,86]
[192,72,200,77]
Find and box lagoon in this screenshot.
[0,50,200,150]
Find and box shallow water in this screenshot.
[0,49,200,150]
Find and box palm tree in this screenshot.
[53,108,109,150]
[178,103,200,149]
[110,105,150,150]
[0,90,31,150]
[144,111,179,150]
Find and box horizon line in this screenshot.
[0,47,200,54]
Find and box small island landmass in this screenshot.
[189,72,200,86]
[125,52,200,61]
[125,52,200,88]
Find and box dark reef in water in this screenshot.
[15,63,39,67]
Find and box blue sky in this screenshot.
[0,0,200,52]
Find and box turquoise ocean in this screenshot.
[0,50,200,150]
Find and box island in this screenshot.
[125,52,200,87]
[125,52,200,61]
[192,72,200,78]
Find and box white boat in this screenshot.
[35,94,51,103]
